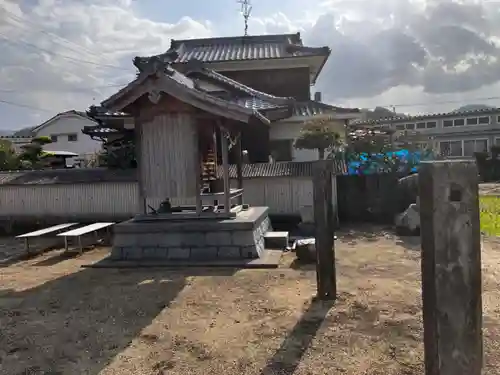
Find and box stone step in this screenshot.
[264,231,289,249]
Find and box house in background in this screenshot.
[22,110,103,164]
[350,107,500,158]
[156,33,361,162]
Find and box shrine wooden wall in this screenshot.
[138,113,198,200]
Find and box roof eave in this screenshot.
[311,48,331,85]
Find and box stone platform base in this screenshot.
[84,249,283,269]
[110,207,271,261]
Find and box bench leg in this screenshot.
[64,237,68,252]
[25,238,29,253]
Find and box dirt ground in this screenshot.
[1,229,499,375]
[480,183,500,196]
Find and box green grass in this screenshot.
[480,195,500,236]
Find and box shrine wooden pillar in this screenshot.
[194,123,202,215]
[235,132,243,205]
[218,120,231,214]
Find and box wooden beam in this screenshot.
[219,122,231,215]
[419,160,482,375]
[235,131,244,205]
[194,124,202,215]
[313,160,336,300]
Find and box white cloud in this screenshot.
[255,0,500,114]
[3,0,500,128]
[0,0,212,128]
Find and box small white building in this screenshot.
[30,110,102,164]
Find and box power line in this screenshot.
[2,8,104,60]
[0,98,54,113]
[0,82,129,94]
[0,33,130,71]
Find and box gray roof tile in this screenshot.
[217,161,347,178]
[293,101,360,117]
[351,107,500,126]
[0,168,137,185]
[0,161,347,186]
[167,33,329,63]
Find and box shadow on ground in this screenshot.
[260,298,335,375]
[0,266,235,375]
[395,236,421,251]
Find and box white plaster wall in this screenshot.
[270,122,318,161]
[34,114,102,161]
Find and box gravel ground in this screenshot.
[0,229,498,375]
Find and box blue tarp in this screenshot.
[347,149,434,175]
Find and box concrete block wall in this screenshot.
[110,216,271,261]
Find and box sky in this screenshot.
[1,0,500,130]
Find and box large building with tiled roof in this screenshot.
[134,33,330,101]
[350,107,500,158]
[86,32,361,163]
[86,33,361,163]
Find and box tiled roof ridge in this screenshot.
[104,59,275,124]
[352,107,500,125]
[0,135,33,139]
[170,32,303,48]
[298,100,360,113]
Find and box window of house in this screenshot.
[443,120,453,127]
[497,116,500,123]
[495,137,500,146]
[463,140,475,157]
[416,122,426,129]
[464,139,488,156]
[406,123,415,130]
[270,139,293,161]
[478,116,490,125]
[426,121,437,128]
[454,118,465,126]
[68,133,78,142]
[475,139,488,152]
[440,140,462,157]
[50,135,58,142]
[395,124,405,130]
[466,117,478,126]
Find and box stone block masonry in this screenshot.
[110,207,271,262]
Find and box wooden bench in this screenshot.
[58,222,115,254]
[16,223,78,253]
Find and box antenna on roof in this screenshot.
[237,0,252,36]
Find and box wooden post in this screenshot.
[313,160,336,300]
[135,121,147,214]
[220,127,231,214]
[419,160,482,375]
[194,125,202,215]
[235,132,243,205]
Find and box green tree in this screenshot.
[18,136,53,169]
[294,119,343,160]
[0,140,20,171]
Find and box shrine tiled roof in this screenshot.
[100,57,358,124]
